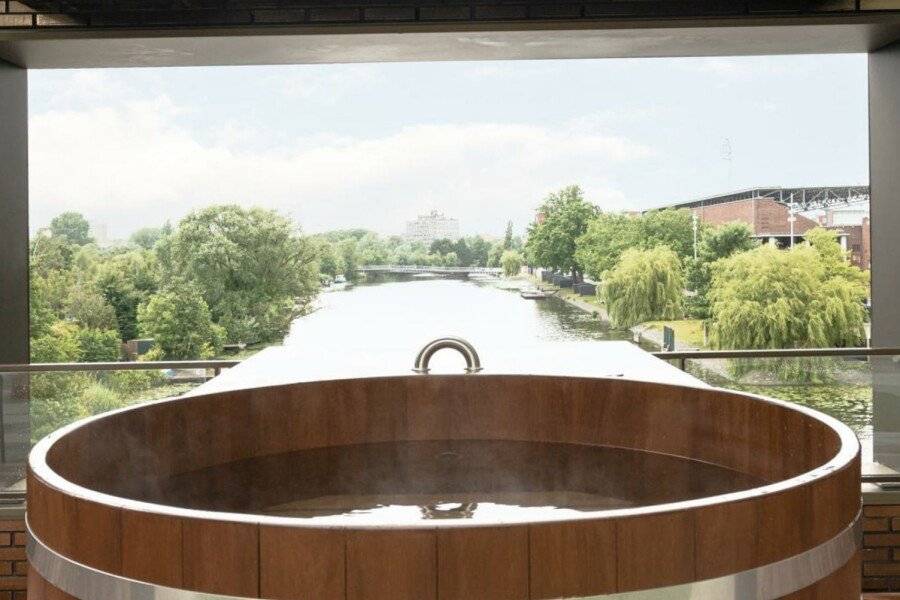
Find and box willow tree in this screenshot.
[709,239,868,380]
[602,247,684,328]
[501,250,523,277]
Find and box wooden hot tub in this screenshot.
[26,374,860,599]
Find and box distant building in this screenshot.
[650,188,871,270]
[818,204,871,269]
[405,211,459,246]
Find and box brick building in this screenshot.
[655,193,871,270]
[691,196,820,247]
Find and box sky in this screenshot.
[28,53,869,240]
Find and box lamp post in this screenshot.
[692,212,699,260]
[788,193,796,248]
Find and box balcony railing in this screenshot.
[1,347,900,503]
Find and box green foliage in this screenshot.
[700,221,757,261]
[339,238,360,280]
[501,250,523,277]
[525,185,598,278]
[65,283,119,330]
[50,212,93,246]
[31,322,83,363]
[95,250,160,341]
[487,243,504,268]
[138,283,225,359]
[129,225,170,250]
[442,251,459,267]
[29,276,57,339]
[636,209,698,260]
[162,205,319,344]
[430,238,455,256]
[30,232,74,278]
[503,221,514,250]
[74,328,121,362]
[575,208,699,282]
[575,212,639,280]
[684,222,757,319]
[30,373,92,441]
[356,233,390,266]
[315,239,341,278]
[709,242,868,355]
[78,383,126,416]
[105,369,163,395]
[602,247,684,328]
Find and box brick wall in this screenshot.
[0,519,25,599]
[692,197,819,237]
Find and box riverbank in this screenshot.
[524,273,709,351]
[524,273,611,320]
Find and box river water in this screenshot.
[283,274,874,462]
[285,275,654,360]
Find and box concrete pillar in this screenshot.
[0,59,29,464]
[869,41,900,468]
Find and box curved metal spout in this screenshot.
[413,337,483,374]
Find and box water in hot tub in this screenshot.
[145,440,767,524]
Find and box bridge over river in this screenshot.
[357,265,502,277]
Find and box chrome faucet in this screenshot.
[413,337,483,374]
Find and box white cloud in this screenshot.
[29,93,650,238]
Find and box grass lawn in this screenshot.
[642,319,707,348]
[557,287,604,307]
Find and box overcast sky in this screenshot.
[28,53,868,240]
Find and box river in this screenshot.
[285,275,654,354]
[284,274,873,462]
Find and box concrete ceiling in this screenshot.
[3,14,900,68]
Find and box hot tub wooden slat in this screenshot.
[121,511,182,588]
[69,497,122,575]
[758,485,815,565]
[26,375,861,599]
[437,526,528,600]
[259,526,345,600]
[616,511,696,591]
[182,519,259,597]
[529,520,617,599]
[347,529,437,600]
[695,498,760,579]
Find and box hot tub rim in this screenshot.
[27,374,861,531]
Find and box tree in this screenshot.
[66,283,119,330]
[30,276,57,340]
[453,238,473,267]
[501,250,523,277]
[30,230,75,278]
[50,212,93,246]
[575,212,639,280]
[525,185,598,280]
[442,251,459,267]
[602,247,684,328]
[503,221,514,250]
[684,222,757,318]
[315,240,340,278]
[487,242,504,268]
[430,238,455,257]
[74,328,121,362]
[138,283,225,359]
[96,250,160,341]
[635,209,697,260]
[709,243,867,351]
[467,236,491,267]
[162,205,319,344]
[339,238,359,279]
[129,225,169,250]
